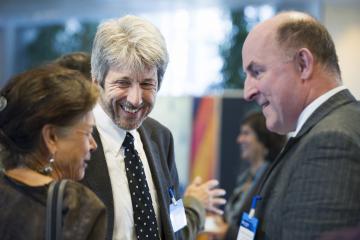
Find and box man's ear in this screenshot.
[295,48,314,80]
[41,124,58,154]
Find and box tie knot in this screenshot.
[123,132,134,148]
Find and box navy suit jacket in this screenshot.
[82,117,182,240]
[251,90,360,240]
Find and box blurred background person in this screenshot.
[0,65,106,240]
[203,112,286,240]
[225,112,286,225]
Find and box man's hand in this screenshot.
[184,176,226,215]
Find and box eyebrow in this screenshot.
[245,61,256,73]
[114,77,131,81]
[113,77,156,83]
[142,78,156,82]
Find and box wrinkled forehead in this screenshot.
[109,62,158,79]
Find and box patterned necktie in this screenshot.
[122,132,160,240]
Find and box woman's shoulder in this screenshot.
[63,180,105,210]
[62,180,107,240]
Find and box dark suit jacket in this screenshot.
[253,90,360,240]
[320,225,360,240]
[82,117,183,240]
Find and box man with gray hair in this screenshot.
[241,11,360,240]
[82,15,225,240]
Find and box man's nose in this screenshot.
[90,134,97,151]
[243,78,258,101]
[127,85,143,106]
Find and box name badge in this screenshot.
[236,212,258,240]
[236,195,261,240]
[169,199,187,232]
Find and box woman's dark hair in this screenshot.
[242,112,287,162]
[0,65,99,169]
[54,52,92,80]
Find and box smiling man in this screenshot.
[99,66,158,130]
[242,11,360,240]
[81,15,225,240]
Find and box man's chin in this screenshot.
[266,121,285,135]
[116,119,143,131]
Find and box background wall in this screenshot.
[324,1,360,99]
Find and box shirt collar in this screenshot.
[93,103,137,152]
[290,85,347,137]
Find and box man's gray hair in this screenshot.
[91,15,169,89]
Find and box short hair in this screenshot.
[276,14,341,77]
[242,112,287,162]
[55,52,92,80]
[0,65,99,169]
[91,15,169,89]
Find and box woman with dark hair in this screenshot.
[207,112,286,239]
[224,112,286,223]
[0,65,106,240]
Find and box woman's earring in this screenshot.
[41,156,54,175]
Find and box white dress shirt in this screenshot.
[93,104,161,240]
[290,86,347,137]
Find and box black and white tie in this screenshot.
[123,132,160,240]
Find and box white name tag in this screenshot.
[169,199,187,232]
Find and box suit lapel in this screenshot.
[82,128,114,239]
[138,125,174,239]
[257,137,297,195]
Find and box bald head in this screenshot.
[273,11,315,22]
[248,11,341,78]
[247,11,314,38]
